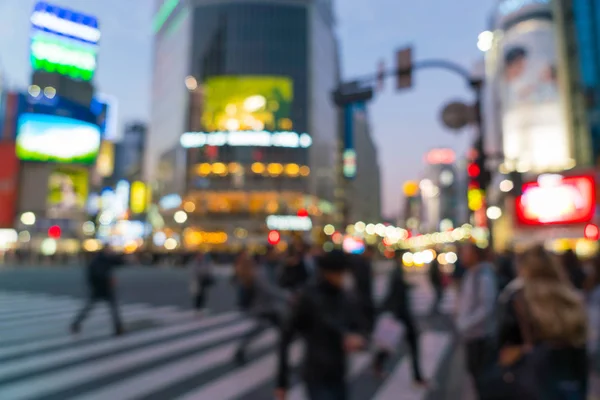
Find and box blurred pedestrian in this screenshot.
[258,245,280,285]
[373,250,427,386]
[276,250,366,400]
[456,243,498,397]
[561,249,586,291]
[483,245,588,399]
[279,247,309,292]
[233,252,292,365]
[70,246,125,337]
[188,252,215,316]
[587,255,600,370]
[352,245,376,333]
[495,248,516,294]
[428,249,444,315]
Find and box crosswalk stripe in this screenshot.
[1,304,157,332]
[0,298,78,311]
[0,319,257,399]
[0,311,239,361]
[0,303,152,327]
[177,341,304,400]
[0,306,184,344]
[0,312,243,380]
[372,332,451,400]
[71,330,278,400]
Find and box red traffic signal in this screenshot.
[297,208,308,217]
[48,225,61,239]
[467,163,481,178]
[584,224,599,240]
[267,230,281,245]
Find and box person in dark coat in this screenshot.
[278,247,309,292]
[352,245,376,333]
[373,250,426,386]
[428,251,444,315]
[70,247,125,336]
[561,249,586,290]
[275,250,367,400]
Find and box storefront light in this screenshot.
[486,206,502,220]
[20,212,36,226]
[174,211,188,224]
[285,163,300,176]
[183,201,196,213]
[212,163,227,175]
[499,179,514,193]
[299,166,310,177]
[251,162,265,174]
[267,163,284,175]
[164,238,178,250]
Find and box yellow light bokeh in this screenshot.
[185,231,229,246]
[228,163,241,174]
[197,163,212,176]
[285,163,300,176]
[403,181,419,197]
[267,163,284,175]
[212,163,227,175]
[183,201,196,213]
[299,166,310,177]
[251,162,265,174]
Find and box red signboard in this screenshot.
[0,143,19,228]
[425,148,455,165]
[515,174,595,226]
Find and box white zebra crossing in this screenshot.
[0,284,454,400]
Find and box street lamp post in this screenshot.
[333,55,495,246]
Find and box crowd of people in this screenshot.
[68,239,600,400]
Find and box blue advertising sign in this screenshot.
[31,1,100,45]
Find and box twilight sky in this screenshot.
[0,0,494,218]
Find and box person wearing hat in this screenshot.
[275,250,367,400]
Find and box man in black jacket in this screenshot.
[275,250,366,400]
[352,245,376,333]
[70,247,125,336]
[373,250,426,386]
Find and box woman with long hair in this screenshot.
[491,245,588,400]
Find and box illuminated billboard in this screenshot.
[91,93,118,140]
[47,166,89,215]
[499,20,571,173]
[16,113,101,164]
[202,76,293,132]
[515,174,595,226]
[180,130,312,148]
[30,2,100,81]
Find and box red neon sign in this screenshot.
[515,175,595,226]
[425,148,456,165]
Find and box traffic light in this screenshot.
[467,141,491,190]
[396,47,413,89]
[585,224,600,241]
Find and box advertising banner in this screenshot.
[499,20,571,172]
[202,76,293,132]
[0,144,19,228]
[515,174,595,226]
[16,113,101,164]
[47,166,89,216]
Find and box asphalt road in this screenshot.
[0,264,461,400]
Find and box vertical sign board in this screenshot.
[0,144,20,228]
[343,103,361,180]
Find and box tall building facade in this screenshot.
[345,105,382,224]
[572,0,600,163]
[111,122,147,184]
[150,0,340,248]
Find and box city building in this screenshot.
[419,149,460,233]
[344,104,382,224]
[111,122,147,184]
[572,0,600,163]
[150,0,340,249]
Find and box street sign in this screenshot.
[441,101,470,130]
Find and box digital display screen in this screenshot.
[16,113,101,164]
[47,166,88,215]
[202,76,293,132]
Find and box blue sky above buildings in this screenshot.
[0,0,493,217]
